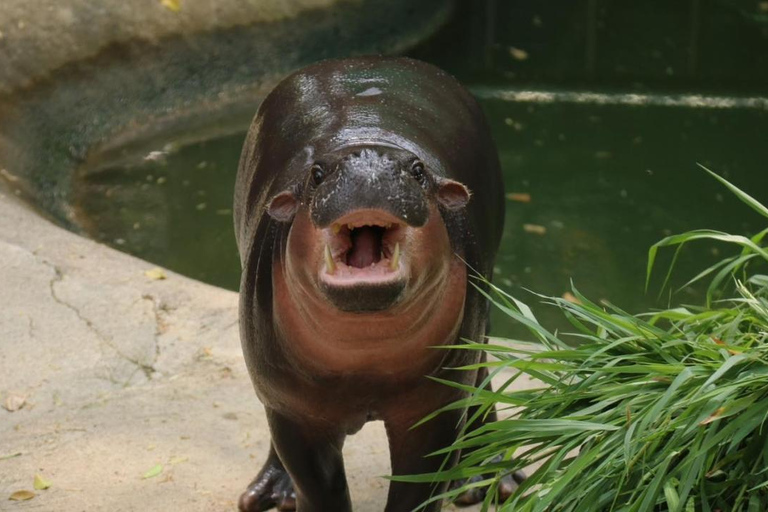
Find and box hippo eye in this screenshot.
[410,160,426,183]
[310,164,326,186]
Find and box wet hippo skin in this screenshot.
[233,56,523,511]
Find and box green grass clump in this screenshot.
[413,169,768,511]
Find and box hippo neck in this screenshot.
[271,257,467,378]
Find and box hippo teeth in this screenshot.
[324,217,404,276]
[390,242,400,270]
[324,244,336,273]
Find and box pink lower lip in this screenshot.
[320,259,405,287]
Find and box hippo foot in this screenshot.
[238,460,296,512]
[450,456,526,507]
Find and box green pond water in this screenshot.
[72,0,768,336]
[74,100,768,336]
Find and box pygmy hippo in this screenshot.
[233,56,520,511]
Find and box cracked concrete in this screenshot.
[0,192,263,509]
[47,265,157,384]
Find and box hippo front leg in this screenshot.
[258,408,351,512]
[238,444,296,511]
[384,406,465,512]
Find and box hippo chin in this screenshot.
[233,56,522,512]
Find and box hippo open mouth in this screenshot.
[322,210,406,281]
[319,210,408,311]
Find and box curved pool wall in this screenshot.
[0,0,453,229]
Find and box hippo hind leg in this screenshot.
[450,454,526,506]
[451,366,526,506]
[239,445,297,511]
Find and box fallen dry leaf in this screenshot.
[562,292,582,304]
[509,47,529,61]
[144,268,167,281]
[160,0,181,12]
[700,407,726,425]
[711,337,741,355]
[0,168,19,182]
[506,192,531,203]
[9,490,35,501]
[33,474,51,490]
[3,393,26,412]
[523,224,547,235]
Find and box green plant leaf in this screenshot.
[699,164,768,220]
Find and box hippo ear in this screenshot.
[267,190,299,222]
[436,178,471,210]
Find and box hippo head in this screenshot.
[266,144,470,313]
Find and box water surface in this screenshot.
[74,100,768,336]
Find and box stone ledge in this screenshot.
[0,0,343,94]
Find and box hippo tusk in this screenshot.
[390,242,400,270]
[324,245,336,273]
